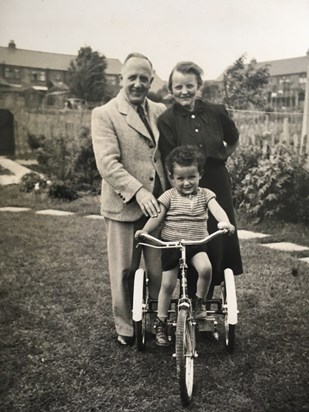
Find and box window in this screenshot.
[32,70,46,82]
[4,67,13,78]
[299,74,307,84]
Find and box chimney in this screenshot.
[8,40,16,49]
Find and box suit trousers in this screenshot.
[104,216,162,337]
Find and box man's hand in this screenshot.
[135,187,161,217]
[217,221,235,234]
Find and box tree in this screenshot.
[223,55,270,110]
[67,47,107,102]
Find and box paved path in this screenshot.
[0,157,36,185]
[1,206,308,265]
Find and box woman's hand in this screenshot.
[217,221,235,234]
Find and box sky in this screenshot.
[0,0,309,80]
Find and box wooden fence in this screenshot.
[12,106,308,157]
[13,108,92,156]
[230,109,307,155]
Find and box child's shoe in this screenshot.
[194,297,207,319]
[155,317,170,346]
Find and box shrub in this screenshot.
[27,128,100,193]
[28,134,46,150]
[71,127,101,193]
[232,144,309,224]
[20,172,46,193]
[47,182,78,201]
[227,145,263,208]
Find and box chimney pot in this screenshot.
[8,40,16,49]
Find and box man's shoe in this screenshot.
[194,297,207,319]
[117,335,135,346]
[155,318,170,347]
[205,331,219,341]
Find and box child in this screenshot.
[135,145,235,346]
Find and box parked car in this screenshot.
[65,98,88,110]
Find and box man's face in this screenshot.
[121,57,153,105]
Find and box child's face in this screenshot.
[169,163,202,196]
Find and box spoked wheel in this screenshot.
[222,268,238,353]
[132,268,148,351]
[175,308,196,406]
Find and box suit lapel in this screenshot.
[117,91,156,143]
[147,100,160,143]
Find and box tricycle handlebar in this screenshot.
[137,229,228,249]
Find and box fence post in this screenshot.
[283,117,289,143]
[300,49,309,155]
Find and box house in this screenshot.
[0,40,122,93]
[246,54,308,111]
[0,40,164,95]
[213,52,309,111]
[0,41,165,156]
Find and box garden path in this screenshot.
[0,157,34,185]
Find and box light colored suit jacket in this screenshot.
[92,90,167,222]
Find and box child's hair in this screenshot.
[165,145,206,175]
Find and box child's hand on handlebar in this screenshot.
[217,221,235,234]
[134,230,147,240]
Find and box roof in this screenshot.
[0,45,122,75]
[217,55,309,81]
[0,45,164,91]
[252,56,308,76]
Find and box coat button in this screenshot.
[149,177,154,181]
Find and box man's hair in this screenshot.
[165,145,205,175]
[123,52,153,70]
[167,61,204,92]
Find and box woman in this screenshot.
[158,61,243,295]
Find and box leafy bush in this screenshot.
[28,134,46,150]
[47,182,78,201]
[71,127,101,193]
[20,172,47,193]
[230,144,309,224]
[227,145,263,208]
[27,128,100,193]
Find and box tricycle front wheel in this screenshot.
[175,308,195,406]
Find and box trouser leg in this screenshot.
[105,218,143,337]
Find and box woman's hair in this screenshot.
[165,145,205,175]
[167,61,204,92]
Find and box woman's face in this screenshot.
[171,71,199,111]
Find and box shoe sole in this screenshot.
[156,341,171,347]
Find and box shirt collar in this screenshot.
[174,99,206,117]
[123,92,148,113]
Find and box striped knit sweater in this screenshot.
[158,187,216,241]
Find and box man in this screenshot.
[92,53,166,345]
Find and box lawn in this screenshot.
[0,187,309,411]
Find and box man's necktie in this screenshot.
[137,105,155,144]
[137,105,161,196]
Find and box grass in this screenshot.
[0,185,101,216]
[1,186,309,411]
[0,166,14,176]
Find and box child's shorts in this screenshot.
[161,243,209,272]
